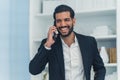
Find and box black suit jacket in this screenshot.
[29,32,106,80]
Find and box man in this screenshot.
[29,5,106,80]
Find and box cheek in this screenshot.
[55,25,60,30]
[68,21,74,26]
[56,23,60,27]
[69,23,73,27]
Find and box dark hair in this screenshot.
[53,5,75,20]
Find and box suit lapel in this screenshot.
[55,36,65,80]
[75,33,88,78]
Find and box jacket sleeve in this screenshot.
[29,39,51,75]
[92,37,106,80]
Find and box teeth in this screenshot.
[61,27,67,30]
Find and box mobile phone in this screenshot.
[53,30,58,41]
[53,21,58,41]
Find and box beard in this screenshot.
[57,25,74,38]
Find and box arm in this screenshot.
[29,39,51,75]
[92,38,106,80]
[29,26,57,75]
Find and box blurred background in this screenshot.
[0,0,30,80]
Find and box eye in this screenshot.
[56,19,61,23]
[64,18,71,22]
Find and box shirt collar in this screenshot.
[60,36,79,48]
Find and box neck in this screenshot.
[61,32,75,47]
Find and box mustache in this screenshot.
[57,26,69,30]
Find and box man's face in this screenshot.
[55,11,75,37]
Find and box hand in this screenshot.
[44,26,57,48]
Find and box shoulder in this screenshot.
[41,38,47,45]
[75,32,96,41]
[75,32,98,47]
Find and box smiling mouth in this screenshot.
[57,25,74,37]
[58,26,69,31]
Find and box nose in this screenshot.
[60,21,66,27]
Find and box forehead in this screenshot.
[55,11,71,19]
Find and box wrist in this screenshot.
[44,41,52,48]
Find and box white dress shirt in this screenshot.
[61,36,86,80]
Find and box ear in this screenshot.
[72,18,76,26]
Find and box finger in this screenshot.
[51,26,56,30]
[50,27,57,32]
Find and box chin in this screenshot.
[61,33,71,37]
